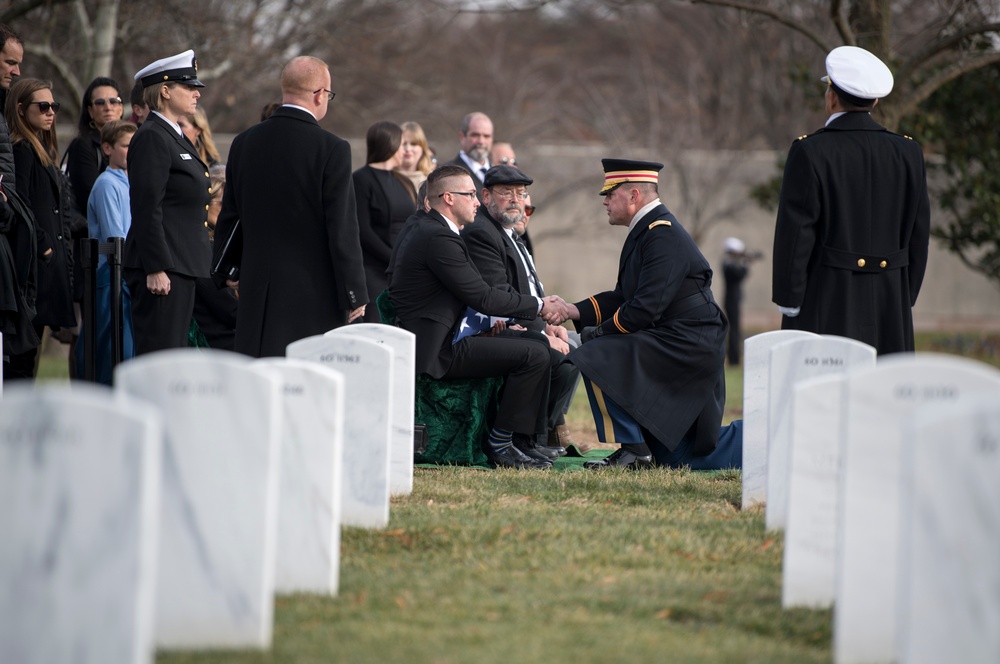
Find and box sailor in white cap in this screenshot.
[771,44,930,355]
[123,49,213,354]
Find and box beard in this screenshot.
[489,201,524,227]
[467,145,489,163]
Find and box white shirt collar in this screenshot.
[152,111,183,137]
[460,151,490,178]
[628,198,663,232]
[438,212,461,235]
[282,103,316,120]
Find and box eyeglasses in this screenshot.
[313,88,335,101]
[92,97,123,107]
[490,187,528,200]
[28,101,60,113]
[524,205,536,216]
[437,191,477,199]
[498,156,517,166]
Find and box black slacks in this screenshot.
[446,334,549,434]
[125,269,196,356]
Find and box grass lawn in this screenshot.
[28,330,998,662]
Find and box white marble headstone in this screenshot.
[765,336,875,531]
[256,358,345,595]
[116,350,282,650]
[326,323,415,496]
[897,397,1000,664]
[741,330,817,509]
[287,334,394,529]
[0,385,162,664]
[834,354,1000,664]
[782,373,848,608]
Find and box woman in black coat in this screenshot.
[4,78,76,378]
[353,120,417,323]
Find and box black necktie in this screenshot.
[514,235,544,297]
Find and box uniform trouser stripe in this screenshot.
[583,376,644,444]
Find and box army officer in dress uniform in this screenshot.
[772,45,930,355]
[124,50,212,355]
[544,159,731,470]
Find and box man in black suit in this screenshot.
[546,159,731,470]
[442,112,493,200]
[461,164,580,460]
[772,45,930,355]
[388,164,558,469]
[213,56,366,357]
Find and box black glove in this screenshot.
[581,325,604,344]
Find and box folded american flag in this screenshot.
[452,307,514,344]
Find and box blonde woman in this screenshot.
[178,107,221,166]
[397,120,434,191]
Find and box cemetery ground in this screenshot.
[29,330,997,663]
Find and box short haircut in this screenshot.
[460,111,489,134]
[427,164,471,198]
[0,23,21,52]
[100,119,137,146]
[829,82,875,111]
[129,79,145,108]
[280,56,328,96]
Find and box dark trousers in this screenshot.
[446,334,550,434]
[125,268,196,356]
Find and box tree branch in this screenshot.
[897,21,1000,84]
[686,0,832,53]
[829,0,855,46]
[896,51,1000,118]
[1,0,73,24]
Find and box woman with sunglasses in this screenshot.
[3,78,74,378]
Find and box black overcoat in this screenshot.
[12,141,75,327]
[568,204,727,454]
[387,209,539,378]
[213,106,366,357]
[771,111,930,355]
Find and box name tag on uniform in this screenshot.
[180,153,192,160]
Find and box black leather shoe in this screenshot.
[486,445,551,469]
[543,444,568,458]
[514,435,560,462]
[583,446,654,470]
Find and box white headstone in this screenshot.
[116,350,282,650]
[0,385,162,664]
[326,323,415,496]
[782,373,848,608]
[897,396,1000,664]
[741,330,817,508]
[256,358,345,595]
[286,334,394,529]
[834,354,1000,664]
[765,336,875,530]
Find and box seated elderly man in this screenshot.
[387,164,560,470]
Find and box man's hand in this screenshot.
[545,323,568,342]
[147,271,171,296]
[348,305,366,323]
[545,332,570,355]
[541,295,577,325]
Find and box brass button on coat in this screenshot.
[857,258,866,268]
[880,260,887,268]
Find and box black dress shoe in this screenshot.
[486,445,551,469]
[513,434,560,462]
[583,446,654,470]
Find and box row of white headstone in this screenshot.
[739,330,1000,664]
[0,324,417,663]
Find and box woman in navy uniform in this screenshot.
[124,50,211,355]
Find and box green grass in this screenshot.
[34,331,997,662]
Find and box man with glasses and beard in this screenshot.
[388,164,563,470]
[462,164,582,460]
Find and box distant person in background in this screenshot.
[213,55,367,357]
[128,80,148,126]
[191,161,237,350]
[178,108,220,166]
[772,45,930,355]
[353,120,417,322]
[397,120,433,191]
[721,237,762,366]
[76,119,136,383]
[259,101,280,122]
[5,78,77,378]
[489,141,516,166]
[63,76,125,375]
[443,111,493,197]
[125,49,212,355]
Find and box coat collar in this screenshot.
[145,112,209,169]
[822,111,887,133]
[269,105,320,126]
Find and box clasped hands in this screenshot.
[540,295,577,326]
